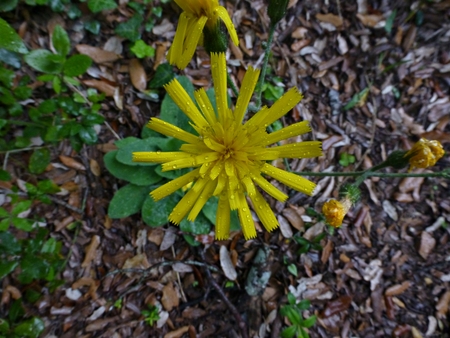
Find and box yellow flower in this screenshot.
[133,53,322,240]
[167,0,239,69]
[322,198,352,228]
[404,138,445,171]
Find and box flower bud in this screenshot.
[404,138,445,171]
[339,184,361,204]
[322,197,352,228]
[203,22,228,54]
[267,0,289,25]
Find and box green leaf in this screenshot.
[385,10,397,34]
[287,264,298,277]
[108,184,151,218]
[53,74,61,93]
[29,148,51,174]
[142,194,180,227]
[0,48,22,68]
[13,317,45,338]
[11,200,32,216]
[149,63,175,88]
[79,126,98,144]
[0,169,11,181]
[88,0,117,13]
[297,299,311,311]
[130,40,155,59]
[115,137,173,166]
[287,292,296,305]
[0,232,20,253]
[0,261,19,279]
[84,20,101,34]
[280,325,297,338]
[37,179,60,194]
[180,213,211,235]
[13,217,34,231]
[0,65,14,87]
[343,87,369,111]
[0,0,18,12]
[41,237,58,254]
[0,217,10,231]
[52,25,70,56]
[301,315,317,329]
[0,317,10,333]
[114,136,141,148]
[115,14,143,42]
[104,150,162,186]
[64,54,92,77]
[24,49,63,74]
[0,18,28,54]
[339,152,355,167]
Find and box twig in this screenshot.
[172,246,188,303]
[296,171,450,178]
[199,249,249,338]
[227,73,239,97]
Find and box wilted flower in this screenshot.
[167,0,239,69]
[322,197,352,228]
[404,138,445,171]
[133,53,322,240]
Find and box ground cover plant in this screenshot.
[0,0,449,337]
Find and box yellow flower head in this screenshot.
[404,138,445,171]
[322,198,352,228]
[133,53,322,240]
[167,0,239,69]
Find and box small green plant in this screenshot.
[339,152,355,167]
[280,294,317,338]
[293,233,325,254]
[105,76,241,245]
[0,315,44,338]
[262,75,284,101]
[141,305,160,327]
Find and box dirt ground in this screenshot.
[1,0,450,337]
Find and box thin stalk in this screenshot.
[255,24,276,110]
[227,73,239,97]
[296,171,449,178]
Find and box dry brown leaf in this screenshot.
[321,240,334,264]
[59,155,86,171]
[277,214,293,238]
[220,245,237,281]
[123,253,150,273]
[163,326,189,338]
[148,228,165,246]
[418,231,436,260]
[76,44,121,64]
[436,291,450,318]
[282,208,304,231]
[129,59,147,92]
[385,281,411,296]
[89,159,101,176]
[356,14,384,28]
[161,282,179,311]
[5,285,21,300]
[81,235,100,268]
[82,79,117,97]
[315,13,343,27]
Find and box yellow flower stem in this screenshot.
[255,23,276,110]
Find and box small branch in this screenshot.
[199,249,249,338]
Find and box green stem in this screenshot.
[255,23,276,110]
[296,171,449,178]
[227,73,239,97]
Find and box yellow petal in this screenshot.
[167,12,189,66]
[237,191,257,239]
[194,88,217,125]
[210,53,231,124]
[164,79,209,128]
[151,168,200,201]
[133,151,191,163]
[188,179,216,221]
[169,177,207,224]
[162,156,196,172]
[270,141,323,158]
[261,121,311,146]
[215,193,231,240]
[247,87,303,128]
[249,189,279,232]
[234,65,260,123]
[249,172,288,202]
[261,163,316,196]
[177,15,208,69]
[215,6,239,46]
[147,118,199,144]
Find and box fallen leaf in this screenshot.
[76,44,121,64]
[220,245,237,281]
[82,79,117,97]
[89,159,101,176]
[163,326,189,338]
[161,282,179,311]
[59,155,86,171]
[315,13,343,27]
[418,231,436,260]
[436,291,450,318]
[385,281,411,296]
[129,58,147,92]
[81,235,100,268]
[356,14,384,28]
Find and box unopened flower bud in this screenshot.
[267,0,289,25]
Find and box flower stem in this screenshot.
[227,73,239,97]
[255,23,276,110]
[297,171,450,178]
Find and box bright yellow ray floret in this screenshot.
[133,53,322,240]
[167,0,239,69]
[404,138,445,171]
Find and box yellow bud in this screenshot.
[322,198,352,228]
[405,138,445,171]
